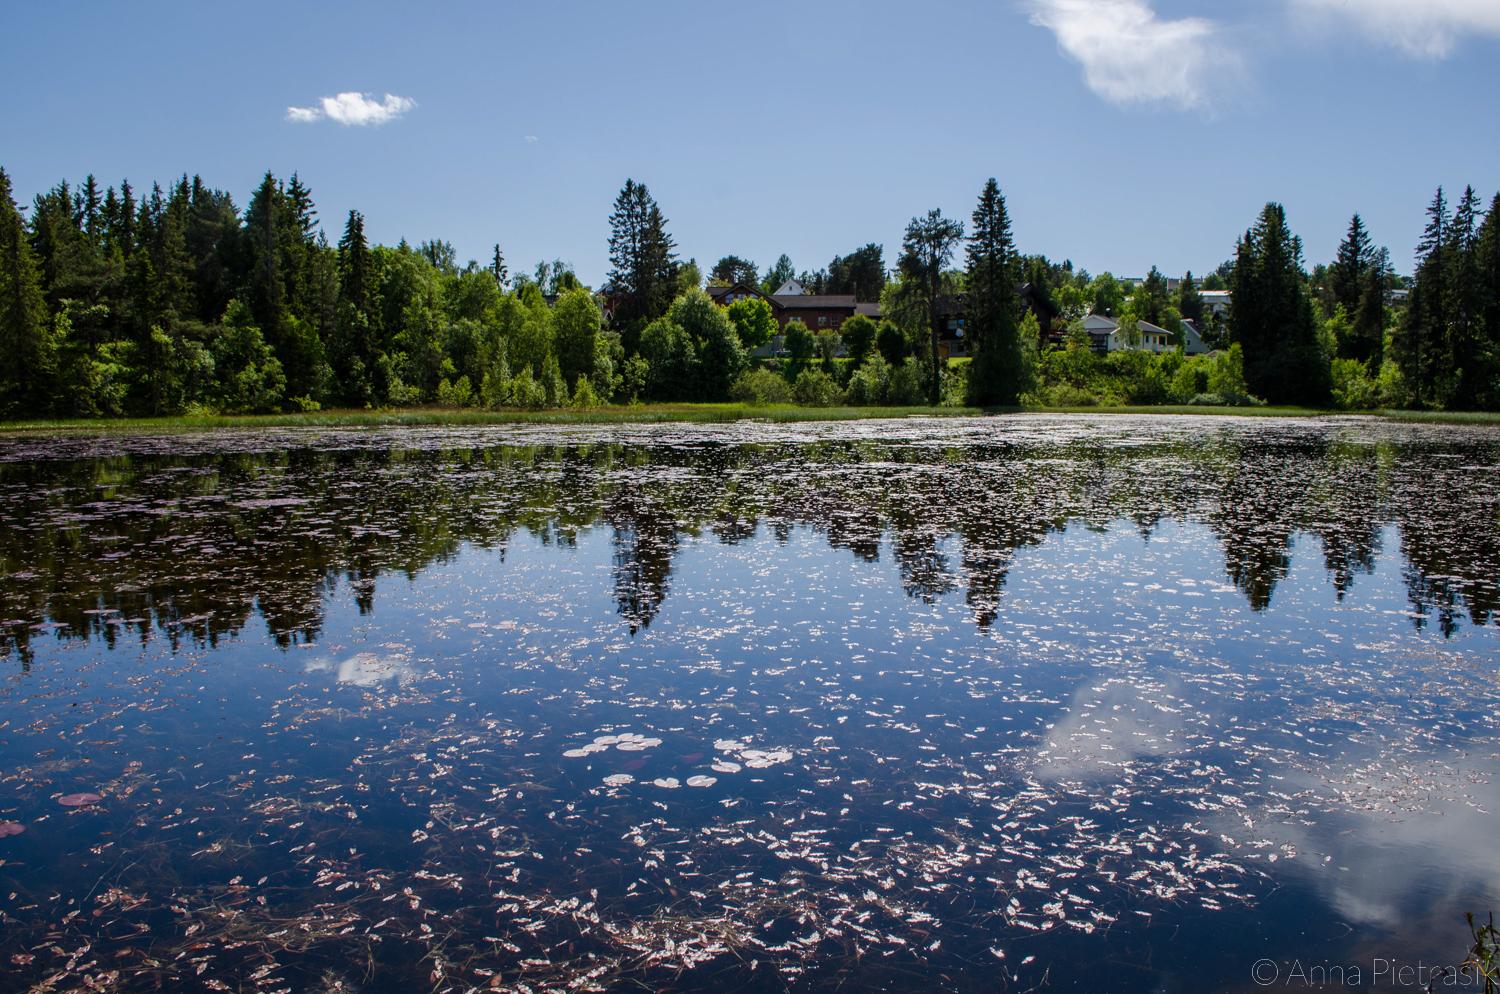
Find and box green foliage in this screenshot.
[726,295,777,350]
[783,319,814,362]
[5,164,1495,420]
[875,320,907,365]
[553,287,600,387]
[729,367,795,406]
[792,368,841,407]
[507,366,546,408]
[541,354,569,407]
[1330,358,1379,410]
[1229,203,1331,405]
[639,317,697,401]
[570,375,603,408]
[437,374,476,408]
[845,353,892,405]
[839,314,877,364]
[670,290,745,399]
[214,300,287,413]
[900,207,965,404]
[965,178,1028,406]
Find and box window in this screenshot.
[818,316,829,328]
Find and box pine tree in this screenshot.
[1476,194,1500,408]
[1330,214,1374,318]
[334,209,379,403]
[243,173,288,369]
[1177,271,1205,326]
[0,169,58,415]
[1447,186,1485,407]
[1228,203,1329,405]
[965,179,1025,406]
[606,179,677,348]
[1396,188,1450,406]
[491,244,508,289]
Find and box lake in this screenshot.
[1,414,1497,994]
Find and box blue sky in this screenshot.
[4,0,1497,284]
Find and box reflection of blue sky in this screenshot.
[7,487,1499,992]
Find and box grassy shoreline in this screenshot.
[3,404,1500,433]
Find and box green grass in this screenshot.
[0,404,982,433]
[3,403,1498,433]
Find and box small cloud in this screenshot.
[1288,0,1500,58]
[285,92,417,126]
[1026,0,1239,110]
[524,135,540,144]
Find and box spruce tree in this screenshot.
[1396,188,1450,406]
[0,169,58,415]
[1476,193,1500,408]
[1177,271,1205,326]
[606,179,677,349]
[1447,186,1484,407]
[1330,214,1374,318]
[1228,203,1329,405]
[335,210,378,403]
[491,244,508,289]
[965,178,1025,406]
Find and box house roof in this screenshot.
[771,294,859,310]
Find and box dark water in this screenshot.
[0,415,1497,994]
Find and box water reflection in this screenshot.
[3,423,1498,665]
[0,417,1496,994]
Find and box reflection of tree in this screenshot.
[1204,446,1306,611]
[1305,445,1383,602]
[1395,457,1500,635]
[2,430,1499,664]
[607,490,680,634]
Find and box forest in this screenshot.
[1,166,1498,419]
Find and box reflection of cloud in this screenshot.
[1220,756,1500,929]
[1026,0,1239,110]
[305,652,420,687]
[1034,676,1192,779]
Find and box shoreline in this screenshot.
[2,404,1498,434]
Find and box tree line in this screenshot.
[1,164,1498,419]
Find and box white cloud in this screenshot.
[1027,0,1238,110]
[1289,0,1500,57]
[524,135,540,144]
[285,92,417,126]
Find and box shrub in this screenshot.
[1330,358,1379,410]
[437,375,475,408]
[508,366,546,408]
[875,321,907,365]
[1188,391,1263,407]
[571,375,603,408]
[792,368,841,407]
[1044,383,1102,407]
[845,354,892,406]
[729,367,794,405]
[783,320,815,362]
[885,361,928,406]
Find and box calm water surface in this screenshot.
[1,415,1497,994]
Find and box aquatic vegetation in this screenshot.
[0,415,1495,993]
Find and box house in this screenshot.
[1200,290,1232,318]
[1079,314,1203,354]
[706,283,881,339]
[1179,320,1211,356]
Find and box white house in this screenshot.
[1080,314,1210,355]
